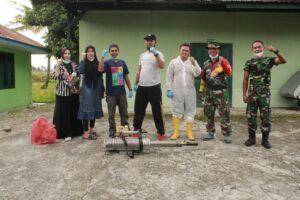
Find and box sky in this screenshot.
[0,0,55,69]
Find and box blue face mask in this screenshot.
[63,60,71,64]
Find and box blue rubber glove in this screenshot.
[134,84,138,92]
[101,50,108,58]
[128,90,133,98]
[167,90,173,98]
[149,47,158,56]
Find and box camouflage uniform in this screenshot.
[244,57,276,136]
[202,58,232,137]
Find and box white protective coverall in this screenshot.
[166,56,201,122]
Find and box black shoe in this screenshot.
[244,138,256,146]
[262,132,272,149]
[262,141,272,149]
[109,130,116,138]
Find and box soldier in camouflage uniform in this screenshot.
[243,40,286,149]
[200,41,233,143]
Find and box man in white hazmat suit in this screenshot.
[166,43,202,140]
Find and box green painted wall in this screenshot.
[79,11,300,108]
[0,47,32,111]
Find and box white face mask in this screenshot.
[209,54,219,61]
[253,51,264,58]
[88,57,95,62]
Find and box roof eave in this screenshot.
[0,37,49,54]
[64,2,300,12]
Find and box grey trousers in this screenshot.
[106,94,129,131]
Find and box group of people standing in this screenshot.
[52,46,104,141]
[52,33,286,149]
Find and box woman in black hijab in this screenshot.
[78,45,104,139]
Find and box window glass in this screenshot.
[0,51,15,89]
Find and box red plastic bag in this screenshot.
[30,116,56,145]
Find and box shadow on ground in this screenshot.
[0,104,300,200]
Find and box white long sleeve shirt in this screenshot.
[166,56,201,91]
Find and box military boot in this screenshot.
[186,122,195,141]
[244,130,256,146]
[262,132,272,149]
[203,132,214,141]
[224,135,232,144]
[170,117,181,140]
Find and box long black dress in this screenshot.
[52,62,83,139]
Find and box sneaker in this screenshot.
[65,137,72,142]
[134,128,147,133]
[131,133,141,138]
[203,132,214,141]
[224,136,232,144]
[157,133,168,141]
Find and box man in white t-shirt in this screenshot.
[133,33,167,140]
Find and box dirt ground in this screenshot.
[0,104,300,200]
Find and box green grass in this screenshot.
[32,70,47,82]
[32,80,55,103]
[32,70,56,103]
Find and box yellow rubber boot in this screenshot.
[170,117,181,140]
[186,122,195,141]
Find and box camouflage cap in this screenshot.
[207,39,221,49]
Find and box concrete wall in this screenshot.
[0,47,32,111]
[79,11,300,108]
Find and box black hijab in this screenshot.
[84,45,99,88]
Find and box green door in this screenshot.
[190,43,233,107]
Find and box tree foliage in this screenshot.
[13,1,79,61]
[11,0,80,89]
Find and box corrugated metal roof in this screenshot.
[0,25,45,49]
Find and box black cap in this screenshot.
[206,39,221,49]
[144,33,156,40]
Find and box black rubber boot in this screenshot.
[244,131,256,146]
[262,132,272,149]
